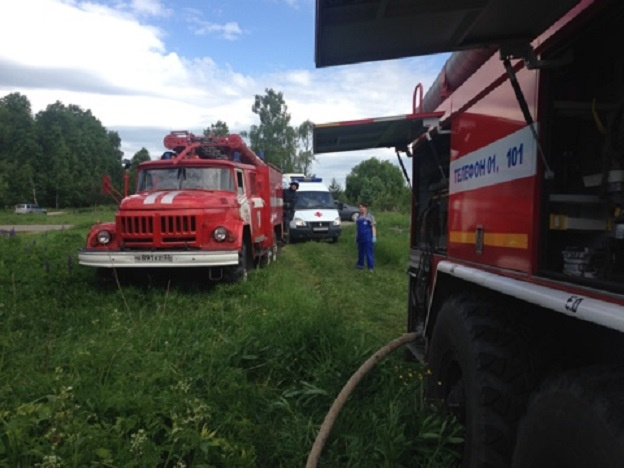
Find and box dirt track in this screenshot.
[0,225,73,233]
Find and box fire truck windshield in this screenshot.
[137,167,235,192]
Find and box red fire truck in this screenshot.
[79,131,283,282]
[314,0,624,465]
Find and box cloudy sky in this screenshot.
[0,0,448,186]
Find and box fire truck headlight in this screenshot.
[96,229,112,245]
[333,217,341,226]
[213,226,228,242]
[294,217,307,227]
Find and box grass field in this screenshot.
[0,208,461,467]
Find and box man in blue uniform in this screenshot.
[355,202,377,272]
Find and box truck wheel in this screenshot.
[426,296,536,468]
[96,268,114,285]
[259,243,278,267]
[405,274,426,362]
[512,366,624,468]
[225,242,251,283]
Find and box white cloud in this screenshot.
[193,20,244,41]
[129,0,171,17]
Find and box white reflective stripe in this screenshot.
[373,114,409,122]
[239,197,251,225]
[251,197,265,208]
[436,260,624,332]
[161,191,182,204]
[144,192,165,204]
[449,124,537,194]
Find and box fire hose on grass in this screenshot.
[306,332,420,468]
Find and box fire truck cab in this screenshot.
[79,131,283,282]
[314,0,624,465]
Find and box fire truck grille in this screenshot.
[119,215,197,244]
[160,215,197,242]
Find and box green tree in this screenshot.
[247,88,298,170]
[131,148,150,165]
[328,178,344,201]
[128,148,151,193]
[34,101,123,208]
[345,157,410,211]
[204,120,229,138]
[296,119,315,175]
[0,93,42,206]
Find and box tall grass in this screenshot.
[0,211,461,467]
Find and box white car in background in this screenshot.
[15,203,47,214]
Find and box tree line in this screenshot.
[0,93,124,209]
[0,89,316,209]
[0,89,410,211]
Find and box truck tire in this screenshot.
[426,296,536,468]
[225,242,251,283]
[259,243,278,267]
[268,243,278,264]
[405,274,426,362]
[512,366,624,468]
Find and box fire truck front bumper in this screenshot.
[78,249,239,268]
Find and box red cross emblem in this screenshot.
[314,211,322,218]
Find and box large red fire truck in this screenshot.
[78,131,283,282]
[314,0,624,465]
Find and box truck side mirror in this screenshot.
[102,175,111,194]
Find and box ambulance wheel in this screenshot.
[512,366,624,468]
[426,296,535,468]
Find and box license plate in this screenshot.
[134,254,173,263]
[313,227,329,232]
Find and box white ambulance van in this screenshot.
[285,176,341,243]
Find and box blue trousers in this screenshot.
[357,241,374,270]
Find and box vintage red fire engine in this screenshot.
[315,0,624,465]
[78,131,283,282]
